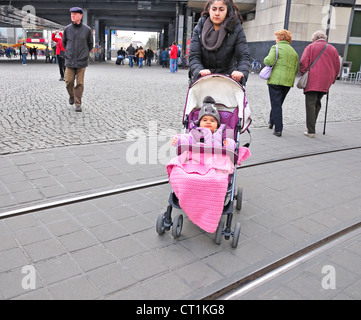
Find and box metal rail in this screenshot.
[1,145,360,220]
[205,221,361,300]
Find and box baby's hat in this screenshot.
[197,96,220,126]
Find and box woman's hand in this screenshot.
[231,71,244,82]
[199,69,211,77]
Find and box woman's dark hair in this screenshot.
[201,0,243,30]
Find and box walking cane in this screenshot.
[323,92,329,135]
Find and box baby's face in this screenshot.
[199,115,218,133]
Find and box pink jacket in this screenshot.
[173,124,236,151]
[299,39,340,93]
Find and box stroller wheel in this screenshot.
[156,214,166,235]
[215,219,224,245]
[236,187,243,211]
[231,222,241,248]
[172,214,183,238]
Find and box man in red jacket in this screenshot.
[169,41,178,73]
[52,30,66,81]
[299,30,340,138]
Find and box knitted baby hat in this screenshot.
[197,96,220,126]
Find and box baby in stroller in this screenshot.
[170,96,236,150]
[166,96,249,234]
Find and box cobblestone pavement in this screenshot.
[1,57,361,155]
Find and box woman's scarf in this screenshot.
[201,17,229,51]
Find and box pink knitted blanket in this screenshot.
[166,149,250,233]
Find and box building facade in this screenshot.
[186,0,361,72]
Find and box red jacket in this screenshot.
[51,32,65,55]
[170,44,178,59]
[299,39,340,93]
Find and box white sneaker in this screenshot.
[304,131,315,138]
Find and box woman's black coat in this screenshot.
[189,16,250,82]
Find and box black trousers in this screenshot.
[57,55,66,78]
[268,84,291,133]
[305,91,325,134]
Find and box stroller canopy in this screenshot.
[183,74,251,133]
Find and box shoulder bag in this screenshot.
[297,44,328,89]
[259,45,278,80]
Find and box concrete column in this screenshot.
[99,22,106,61]
[185,11,193,66]
[160,27,165,49]
[106,27,112,60]
[168,22,174,46]
[178,15,184,46]
[82,9,88,26]
[95,19,99,45]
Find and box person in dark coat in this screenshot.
[117,47,126,65]
[189,0,250,84]
[62,7,93,112]
[126,44,136,67]
[299,30,340,138]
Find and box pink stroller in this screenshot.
[156,74,252,248]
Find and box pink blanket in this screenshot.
[166,148,250,233]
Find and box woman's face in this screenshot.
[209,0,228,29]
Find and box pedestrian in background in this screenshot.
[146,47,154,66]
[117,47,126,65]
[32,47,37,60]
[50,46,56,63]
[299,30,340,138]
[136,46,145,68]
[161,47,169,68]
[126,43,136,67]
[20,43,27,65]
[169,41,178,73]
[189,0,250,84]
[52,30,66,81]
[264,29,298,137]
[62,7,93,112]
[45,47,51,63]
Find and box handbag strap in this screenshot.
[271,45,279,67]
[309,44,328,70]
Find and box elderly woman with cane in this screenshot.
[299,30,340,138]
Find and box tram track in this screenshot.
[205,220,361,300]
[1,145,360,221]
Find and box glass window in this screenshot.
[350,10,361,38]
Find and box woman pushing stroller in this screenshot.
[156,0,251,245]
[189,0,250,84]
